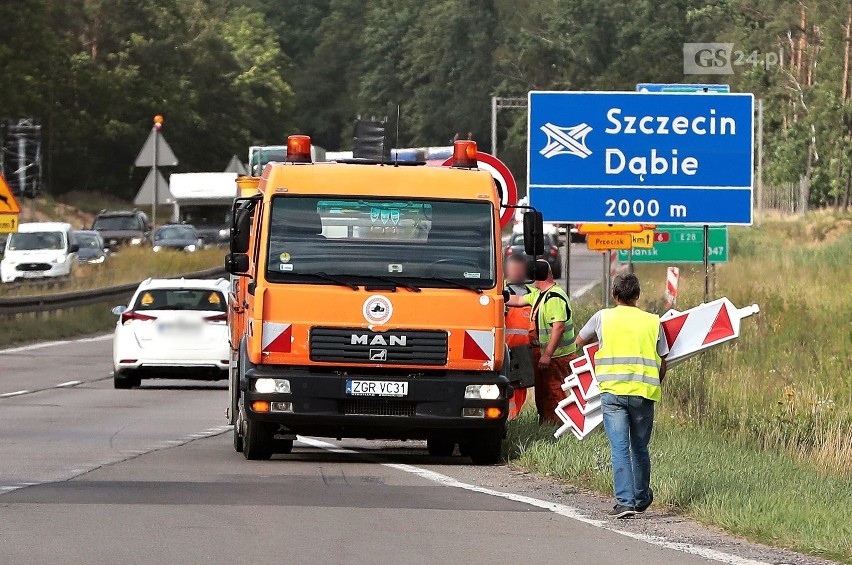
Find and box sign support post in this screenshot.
[563,224,571,296]
[703,225,710,303]
[152,122,159,228]
[602,252,610,307]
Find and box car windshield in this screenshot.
[265,196,495,289]
[133,288,226,312]
[7,231,65,251]
[93,216,140,231]
[155,226,196,240]
[72,233,102,248]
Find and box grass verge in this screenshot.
[509,210,852,563]
[0,303,115,347]
[506,413,852,563]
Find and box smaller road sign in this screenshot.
[587,233,632,251]
[617,225,728,263]
[631,229,655,248]
[0,214,19,234]
[0,175,22,214]
[442,152,518,228]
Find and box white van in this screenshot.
[0,222,79,283]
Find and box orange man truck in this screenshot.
[225,136,543,464]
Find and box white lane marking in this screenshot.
[298,438,768,565]
[0,334,112,355]
[0,390,29,398]
[56,380,82,388]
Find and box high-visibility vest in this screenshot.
[594,306,663,401]
[528,285,575,358]
[505,283,534,348]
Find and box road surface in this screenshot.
[0,255,831,565]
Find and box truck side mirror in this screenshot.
[523,211,544,256]
[231,208,252,254]
[69,243,80,253]
[225,253,250,276]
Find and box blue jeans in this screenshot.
[600,392,655,508]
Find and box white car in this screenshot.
[1,222,79,283]
[111,278,231,389]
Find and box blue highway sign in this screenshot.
[527,91,754,225]
[636,83,731,93]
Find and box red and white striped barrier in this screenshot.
[664,267,679,310]
[554,298,759,439]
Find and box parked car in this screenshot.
[0,222,79,283]
[71,230,108,264]
[92,209,151,250]
[152,224,202,252]
[111,278,230,388]
[504,231,562,274]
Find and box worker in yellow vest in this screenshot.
[507,260,575,424]
[504,254,534,418]
[575,274,668,519]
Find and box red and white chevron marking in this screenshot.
[664,267,679,310]
[555,298,760,440]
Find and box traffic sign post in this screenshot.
[0,214,18,234]
[441,151,517,228]
[616,225,728,263]
[527,91,754,225]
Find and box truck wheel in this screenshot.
[273,438,294,454]
[233,423,243,453]
[242,419,274,460]
[426,438,455,457]
[469,430,503,465]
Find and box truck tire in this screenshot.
[426,438,455,457]
[233,423,243,453]
[469,430,503,465]
[242,419,274,460]
[113,371,139,389]
[273,438,294,454]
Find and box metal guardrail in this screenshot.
[0,267,227,316]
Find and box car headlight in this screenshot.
[130,237,143,245]
[254,378,291,394]
[52,255,66,264]
[92,255,106,263]
[464,384,501,400]
[218,228,229,237]
[152,245,161,252]
[184,244,196,252]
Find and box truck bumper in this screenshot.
[242,365,512,441]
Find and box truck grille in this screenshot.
[16,263,51,272]
[310,327,447,366]
[341,399,416,417]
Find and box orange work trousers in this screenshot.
[531,346,575,425]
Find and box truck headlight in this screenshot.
[464,384,500,400]
[130,237,143,245]
[254,378,291,394]
[184,244,197,252]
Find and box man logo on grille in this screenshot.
[369,348,388,361]
[540,122,593,159]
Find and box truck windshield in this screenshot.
[265,196,495,289]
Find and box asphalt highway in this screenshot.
[0,251,827,565]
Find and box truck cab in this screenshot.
[226,136,542,464]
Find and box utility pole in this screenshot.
[152,115,163,228]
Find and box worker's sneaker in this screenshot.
[636,491,654,514]
[607,505,636,519]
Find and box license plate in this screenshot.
[345,380,408,397]
[22,271,45,279]
[157,323,201,335]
